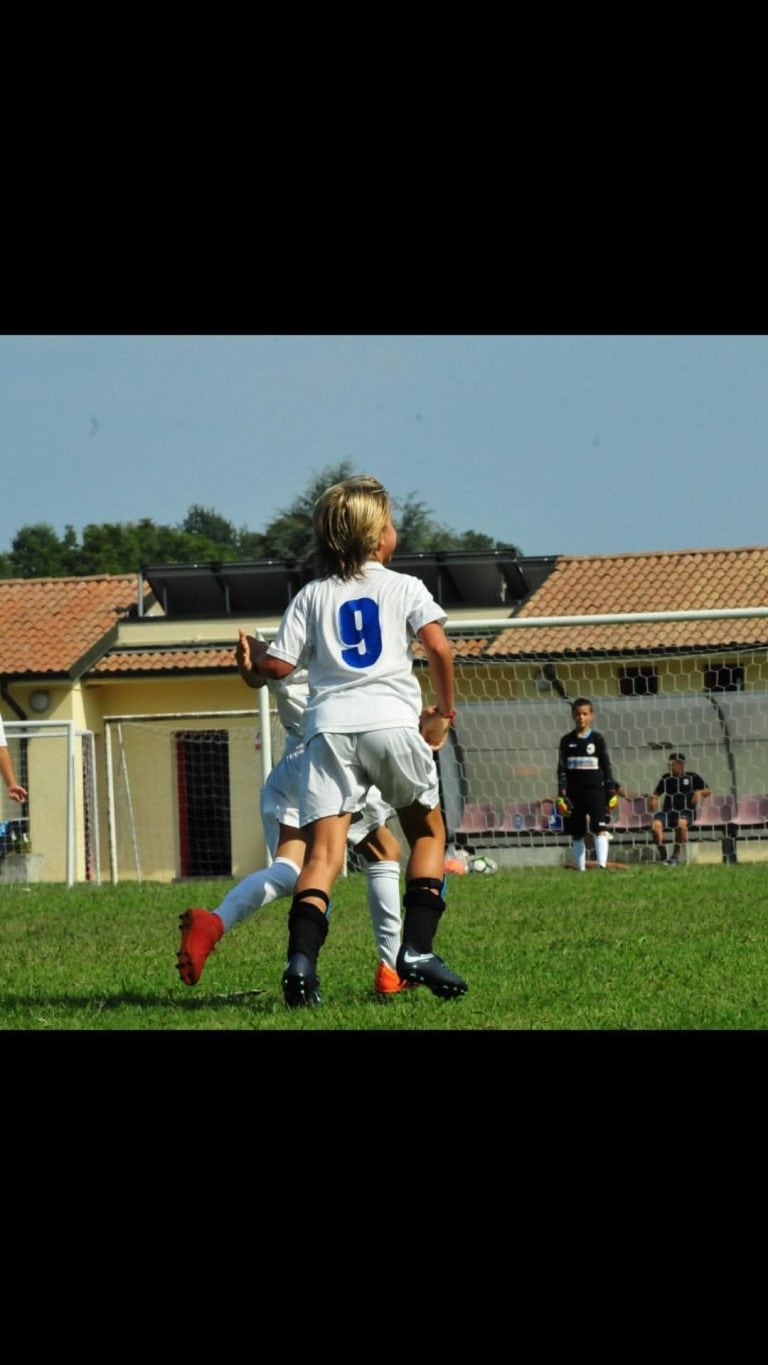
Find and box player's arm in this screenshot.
[235,629,268,689]
[598,738,625,808]
[556,736,569,794]
[648,779,663,813]
[597,733,618,789]
[255,652,296,681]
[555,737,572,813]
[691,776,711,807]
[417,620,454,751]
[0,747,26,803]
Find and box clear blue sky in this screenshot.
[1,334,766,560]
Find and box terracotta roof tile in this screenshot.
[412,636,491,662]
[5,546,768,680]
[93,647,236,674]
[0,574,141,676]
[489,546,768,656]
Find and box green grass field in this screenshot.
[1,864,767,1030]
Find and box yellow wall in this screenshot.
[494,653,768,701]
[82,675,264,883]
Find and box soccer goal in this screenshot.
[432,609,768,867]
[101,606,768,881]
[103,693,277,883]
[0,719,99,886]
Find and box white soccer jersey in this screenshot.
[259,662,396,852]
[267,561,446,741]
[0,716,6,747]
[271,667,309,740]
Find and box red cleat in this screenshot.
[177,908,224,986]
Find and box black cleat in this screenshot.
[282,952,322,1008]
[396,945,468,999]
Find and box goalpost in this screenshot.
[0,720,99,886]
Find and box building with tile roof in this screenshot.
[0,573,143,680]
[487,546,768,657]
[3,545,768,882]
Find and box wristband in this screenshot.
[436,708,457,723]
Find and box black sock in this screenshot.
[287,891,330,964]
[402,881,445,954]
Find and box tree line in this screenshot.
[0,462,520,578]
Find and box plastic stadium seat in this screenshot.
[734,795,768,827]
[457,802,497,834]
[613,797,652,831]
[499,801,540,832]
[695,795,735,827]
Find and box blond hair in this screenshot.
[312,475,391,580]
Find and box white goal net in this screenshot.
[100,609,768,881]
[104,705,283,883]
[433,615,768,867]
[0,720,99,886]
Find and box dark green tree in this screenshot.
[392,493,515,555]
[260,461,357,560]
[1,468,520,577]
[234,528,267,559]
[180,506,238,555]
[9,524,72,577]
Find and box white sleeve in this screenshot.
[267,589,310,667]
[0,715,6,747]
[406,577,447,636]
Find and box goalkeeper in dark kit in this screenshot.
[556,698,623,871]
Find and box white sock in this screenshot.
[572,838,586,872]
[214,857,300,932]
[365,861,402,969]
[595,833,608,867]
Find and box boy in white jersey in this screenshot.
[176,642,412,996]
[249,474,467,1007]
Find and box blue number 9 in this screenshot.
[339,598,382,668]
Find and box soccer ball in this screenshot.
[467,853,498,875]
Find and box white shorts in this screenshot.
[300,728,440,826]
[260,743,304,859]
[259,738,396,857]
[347,788,394,848]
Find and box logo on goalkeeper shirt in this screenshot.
[567,756,599,769]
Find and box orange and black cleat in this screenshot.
[373,961,419,996]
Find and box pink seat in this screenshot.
[695,795,735,827]
[499,801,540,832]
[457,802,497,834]
[734,794,768,826]
[614,797,651,830]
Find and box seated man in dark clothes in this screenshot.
[648,752,711,865]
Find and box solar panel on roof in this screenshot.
[142,552,544,617]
